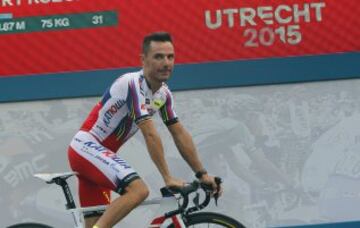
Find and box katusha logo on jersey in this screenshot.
[102,151,131,169]
[103,100,126,126]
[84,141,107,152]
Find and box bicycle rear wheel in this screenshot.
[169,212,245,227]
[7,223,53,228]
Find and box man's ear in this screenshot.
[140,54,145,65]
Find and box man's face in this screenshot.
[142,41,175,83]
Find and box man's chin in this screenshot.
[158,74,171,81]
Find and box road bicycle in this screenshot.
[8,172,245,228]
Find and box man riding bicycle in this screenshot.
[68,32,222,228]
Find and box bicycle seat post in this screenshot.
[53,177,76,210]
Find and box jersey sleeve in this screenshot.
[126,78,150,124]
[159,90,179,126]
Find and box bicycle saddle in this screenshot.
[34,172,78,184]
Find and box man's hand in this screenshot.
[199,174,223,197]
[164,176,186,188]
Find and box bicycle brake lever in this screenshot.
[214,177,222,206]
[193,192,200,208]
[214,193,219,206]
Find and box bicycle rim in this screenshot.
[7,223,53,228]
[168,212,245,228]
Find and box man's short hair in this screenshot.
[142,32,173,55]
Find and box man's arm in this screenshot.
[167,121,205,173]
[167,122,222,194]
[137,118,183,187]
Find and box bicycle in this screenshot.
[7,172,244,228]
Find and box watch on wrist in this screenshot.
[195,169,207,179]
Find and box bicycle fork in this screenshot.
[149,195,186,228]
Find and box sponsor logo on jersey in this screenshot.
[153,99,165,108]
[95,125,107,134]
[103,100,126,127]
[74,137,82,143]
[95,154,110,165]
[102,151,131,169]
[110,163,120,173]
[83,141,107,152]
[112,157,131,169]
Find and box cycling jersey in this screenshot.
[68,70,178,207]
[81,69,178,151]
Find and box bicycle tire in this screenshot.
[7,223,53,228]
[169,212,246,228]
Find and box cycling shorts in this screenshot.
[68,130,140,208]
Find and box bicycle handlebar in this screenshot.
[164,177,222,217]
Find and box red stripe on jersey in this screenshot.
[102,133,125,152]
[81,102,103,132]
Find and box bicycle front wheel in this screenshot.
[170,212,246,228]
[7,223,53,228]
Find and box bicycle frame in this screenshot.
[34,172,187,228]
[69,197,186,228]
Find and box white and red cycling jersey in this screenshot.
[81,69,178,151]
[68,70,178,208]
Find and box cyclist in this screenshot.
[67,32,222,228]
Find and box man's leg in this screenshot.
[85,216,100,228]
[68,132,147,227]
[77,179,112,228]
[94,179,149,228]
